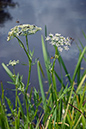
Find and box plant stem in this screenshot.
[15,85,18,112]
[15,35,32,93]
[25,61,32,93]
[26,34,29,53]
[13,66,15,75]
[15,36,31,62]
[25,35,32,93]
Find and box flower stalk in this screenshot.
[7,24,42,93]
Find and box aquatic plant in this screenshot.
[46,33,71,52]
[0,25,86,129]
[7,24,42,93]
[7,24,42,41]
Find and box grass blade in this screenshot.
[2,63,14,81]
[55,47,71,83]
[17,96,25,122]
[0,101,10,129]
[41,35,51,85]
[72,46,86,82]
[37,61,46,110]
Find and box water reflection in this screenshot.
[0,0,86,96]
[0,0,18,27]
[36,0,86,36]
[0,10,12,27]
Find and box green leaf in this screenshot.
[37,61,46,110]
[5,97,14,115]
[15,73,19,85]
[54,70,66,88]
[38,61,45,78]
[7,81,15,85]
[2,63,14,81]
[58,84,70,100]
[0,101,10,129]
[17,96,25,122]
[55,47,71,83]
[21,63,28,66]
[30,49,34,57]
[72,46,86,82]
[41,35,51,85]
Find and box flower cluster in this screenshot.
[7,60,19,66]
[7,24,42,41]
[46,33,72,52]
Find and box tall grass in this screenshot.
[0,25,86,129]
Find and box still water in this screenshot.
[0,0,86,100]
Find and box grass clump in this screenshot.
[0,25,86,129]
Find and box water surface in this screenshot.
[0,0,86,99]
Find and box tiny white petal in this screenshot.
[49,33,53,37]
[55,33,61,36]
[46,36,50,41]
[7,60,19,66]
[64,46,69,50]
[58,47,63,52]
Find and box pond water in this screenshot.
[0,0,86,100]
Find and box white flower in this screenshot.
[49,33,53,37]
[58,47,63,52]
[46,36,50,41]
[64,46,69,50]
[55,37,59,41]
[60,41,64,46]
[56,43,60,47]
[7,60,19,66]
[60,39,64,42]
[50,41,56,45]
[7,24,42,41]
[55,33,61,36]
[60,36,64,39]
[66,37,70,41]
[52,36,57,41]
[45,32,72,52]
[7,36,10,41]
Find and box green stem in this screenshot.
[25,35,32,93]
[15,35,32,93]
[15,85,18,111]
[13,66,15,75]
[26,34,29,53]
[59,61,63,87]
[62,81,74,128]
[15,36,31,62]
[25,61,32,93]
[25,93,30,122]
[13,67,17,111]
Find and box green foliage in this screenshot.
[0,25,86,128]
